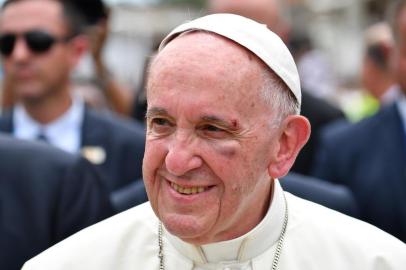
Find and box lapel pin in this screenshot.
[81,146,106,165]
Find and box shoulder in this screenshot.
[285,193,406,265]
[0,134,78,170]
[22,203,158,270]
[84,108,145,137]
[281,173,359,217]
[0,134,109,207]
[82,108,145,153]
[321,104,397,144]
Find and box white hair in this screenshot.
[260,68,300,125]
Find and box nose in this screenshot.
[164,133,203,176]
[10,38,31,61]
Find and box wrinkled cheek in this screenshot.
[143,140,166,204]
[143,139,165,174]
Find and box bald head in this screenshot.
[148,32,268,111]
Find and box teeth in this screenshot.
[171,182,208,195]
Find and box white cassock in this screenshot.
[22,181,406,270]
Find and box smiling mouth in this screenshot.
[170,182,209,195]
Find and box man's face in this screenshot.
[394,7,406,92]
[361,56,382,99]
[143,33,279,244]
[0,0,75,102]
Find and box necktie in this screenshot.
[36,132,49,143]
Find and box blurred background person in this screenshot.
[342,21,401,121]
[289,31,338,101]
[70,0,134,116]
[1,0,134,116]
[0,134,113,270]
[362,21,400,106]
[0,0,145,199]
[311,0,406,243]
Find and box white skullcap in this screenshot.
[159,13,301,105]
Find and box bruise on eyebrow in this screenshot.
[201,115,240,131]
[145,107,169,119]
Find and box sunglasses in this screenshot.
[0,30,72,57]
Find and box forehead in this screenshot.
[147,32,270,117]
[149,32,264,92]
[0,0,66,33]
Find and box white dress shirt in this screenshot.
[396,92,406,137]
[13,96,85,154]
[381,84,402,106]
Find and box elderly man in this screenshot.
[23,14,406,270]
[312,0,406,243]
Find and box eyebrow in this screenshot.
[145,107,168,118]
[146,107,240,130]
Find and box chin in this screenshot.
[162,213,213,244]
[17,88,45,102]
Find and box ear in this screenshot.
[268,115,311,178]
[67,34,89,69]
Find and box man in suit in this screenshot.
[312,0,406,243]
[208,0,345,176]
[0,0,145,194]
[0,134,113,270]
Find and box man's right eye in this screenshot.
[151,118,170,126]
[148,117,173,135]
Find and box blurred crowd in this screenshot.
[1,0,406,269]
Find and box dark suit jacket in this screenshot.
[0,107,145,193]
[312,103,406,242]
[111,174,359,218]
[282,172,359,217]
[292,91,346,175]
[0,134,114,270]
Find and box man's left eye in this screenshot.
[204,125,223,132]
[199,124,229,139]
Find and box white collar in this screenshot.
[165,179,286,265]
[381,84,402,106]
[13,96,85,153]
[396,92,406,136]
